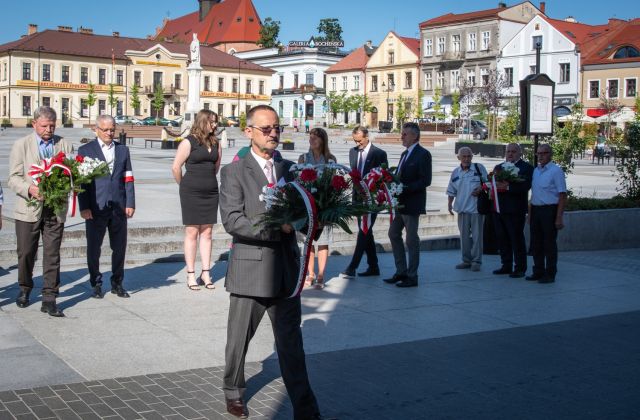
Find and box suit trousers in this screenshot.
[15,208,64,302]
[457,213,484,264]
[224,294,319,419]
[493,212,527,272]
[85,209,128,287]
[347,213,379,270]
[388,213,421,280]
[530,205,558,277]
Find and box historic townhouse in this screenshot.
[325,41,376,125]
[580,18,640,117]
[0,25,272,126]
[235,47,345,127]
[419,1,542,117]
[364,31,420,129]
[499,15,608,116]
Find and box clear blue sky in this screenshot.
[1,0,637,49]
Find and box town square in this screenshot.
[0,1,639,419]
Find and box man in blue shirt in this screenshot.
[527,144,567,283]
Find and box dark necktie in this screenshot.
[357,149,365,175]
[396,150,408,175]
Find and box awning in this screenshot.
[587,108,608,117]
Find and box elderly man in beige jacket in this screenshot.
[8,106,73,317]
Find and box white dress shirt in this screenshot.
[98,138,115,174]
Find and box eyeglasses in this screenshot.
[249,125,282,135]
[536,152,551,155]
[97,127,116,133]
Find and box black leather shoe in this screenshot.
[16,291,30,308]
[383,274,407,284]
[493,267,512,275]
[340,268,356,278]
[509,271,526,278]
[358,267,380,277]
[111,285,130,298]
[91,285,103,299]
[225,398,248,418]
[539,275,555,284]
[41,301,64,317]
[525,274,545,281]
[396,278,418,288]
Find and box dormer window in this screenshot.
[613,46,640,59]
[236,17,242,23]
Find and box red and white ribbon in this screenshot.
[358,179,373,235]
[382,183,396,223]
[124,170,134,183]
[28,157,77,216]
[490,176,500,213]
[288,181,318,298]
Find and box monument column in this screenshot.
[184,34,202,132]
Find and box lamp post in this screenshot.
[237,60,246,117]
[382,80,395,123]
[37,46,44,107]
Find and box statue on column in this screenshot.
[190,33,200,66]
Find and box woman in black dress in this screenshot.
[171,110,221,290]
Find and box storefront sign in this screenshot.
[289,37,344,48]
[17,80,124,92]
[201,91,270,101]
[553,97,575,106]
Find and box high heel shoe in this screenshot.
[187,271,200,291]
[305,273,315,287]
[314,275,325,290]
[199,269,215,290]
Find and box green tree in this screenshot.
[599,91,621,139]
[349,94,373,124]
[257,17,280,48]
[327,91,346,124]
[107,84,118,116]
[396,94,409,128]
[497,101,526,144]
[152,84,165,125]
[129,84,141,116]
[432,87,445,131]
[451,90,461,132]
[415,89,424,119]
[547,103,588,175]
[86,83,97,125]
[615,121,640,199]
[317,18,343,42]
[239,112,247,130]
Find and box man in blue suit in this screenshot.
[384,122,432,288]
[78,115,135,298]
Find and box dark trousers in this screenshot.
[85,209,127,287]
[15,208,64,302]
[224,294,319,419]
[530,205,558,277]
[347,214,379,270]
[493,212,527,272]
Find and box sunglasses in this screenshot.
[250,125,283,135]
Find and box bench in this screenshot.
[144,139,164,148]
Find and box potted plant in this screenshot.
[1,118,12,128]
[281,139,294,150]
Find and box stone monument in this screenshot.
[183,33,203,132]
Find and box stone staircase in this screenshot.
[0,214,459,268]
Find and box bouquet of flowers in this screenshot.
[27,152,110,215]
[260,162,372,235]
[490,162,523,183]
[352,166,403,234]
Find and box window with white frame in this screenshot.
[625,78,637,97]
[559,63,570,83]
[468,33,477,51]
[425,72,432,90]
[306,73,314,85]
[354,75,360,90]
[80,67,89,84]
[437,71,444,88]
[342,76,348,90]
[387,74,395,90]
[3,62,7,81]
[437,37,445,55]
[480,68,489,86]
[425,39,433,56]
[467,70,476,86]
[589,80,600,99]
[22,62,31,80]
[388,51,395,64]
[259,80,265,95]
[245,79,252,94]
[331,77,336,91]
[482,31,490,50]
[371,75,378,92]
[452,34,461,52]
[218,77,224,92]
[608,79,619,98]
[451,70,460,89]
[505,67,514,87]
[42,64,51,82]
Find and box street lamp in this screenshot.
[382,80,395,122]
[237,60,246,117]
[37,46,44,107]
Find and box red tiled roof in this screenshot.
[156,0,261,46]
[582,19,640,65]
[543,16,608,46]
[398,36,420,57]
[420,7,506,28]
[326,46,373,73]
[0,29,272,72]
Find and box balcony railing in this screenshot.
[443,51,465,61]
[144,84,177,95]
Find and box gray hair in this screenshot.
[352,125,368,136]
[457,146,473,157]
[506,143,522,154]
[33,106,57,121]
[96,114,115,126]
[402,122,420,141]
[246,105,278,126]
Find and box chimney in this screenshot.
[608,18,625,27]
[539,2,546,14]
[199,0,222,22]
[365,40,372,48]
[57,25,73,32]
[78,26,94,35]
[112,31,120,37]
[498,2,507,8]
[28,24,38,36]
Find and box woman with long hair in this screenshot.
[298,127,336,289]
[172,110,221,290]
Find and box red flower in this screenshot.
[52,151,66,164]
[299,168,317,182]
[75,155,85,163]
[376,190,387,205]
[267,182,275,188]
[330,175,348,191]
[349,169,361,183]
[382,170,393,183]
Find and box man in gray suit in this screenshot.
[219,105,320,419]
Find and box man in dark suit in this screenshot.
[341,126,388,278]
[384,122,432,288]
[78,115,135,299]
[219,105,320,419]
[491,143,533,278]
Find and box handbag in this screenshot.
[474,163,491,215]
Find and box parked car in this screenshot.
[114,115,142,125]
[141,117,181,127]
[462,119,488,140]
